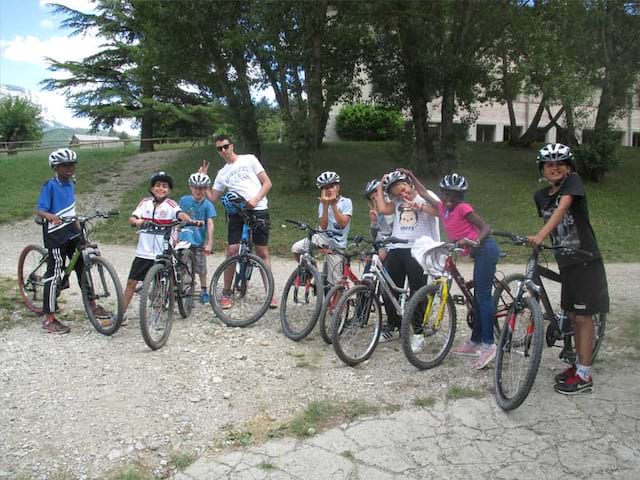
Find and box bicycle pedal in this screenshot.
[452,294,466,306]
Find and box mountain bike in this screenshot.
[279,219,341,341]
[17,211,124,336]
[491,231,607,411]
[330,237,411,366]
[401,241,524,370]
[138,220,197,350]
[209,208,274,327]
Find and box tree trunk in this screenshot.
[562,103,578,148]
[440,83,457,172]
[514,98,546,147]
[139,108,155,153]
[308,0,328,149]
[506,98,519,146]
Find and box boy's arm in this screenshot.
[462,211,491,245]
[37,209,61,224]
[247,171,272,209]
[329,202,351,228]
[204,218,214,255]
[375,177,395,215]
[129,215,144,228]
[528,195,573,246]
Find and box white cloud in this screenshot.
[0,32,103,67]
[39,0,97,13]
[40,19,54,29]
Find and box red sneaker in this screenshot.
[554,365,577,384]
[554,374,593,395]
[42,318,70,334]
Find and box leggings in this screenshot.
[382,248,428,330]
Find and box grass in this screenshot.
[257,462,277,470]
[104,464,153,480]
[169,450,196,471]
[414,396,437,408]
[0,277,31,330]
[446,386,486,400]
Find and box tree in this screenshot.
[0,96,43,155]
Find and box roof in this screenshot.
[71,134,121,142]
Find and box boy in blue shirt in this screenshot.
[179,173,217,303]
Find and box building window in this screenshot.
[476,124,495,142]
[503,125,522,143]
[632,132,640,147]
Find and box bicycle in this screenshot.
[491,231,607,411]
[138,220,198,350]
[401,241,524,370]
[208,207,274,328]
[279,219,341,341]
[330,236,412,366]
[17,210,124,336]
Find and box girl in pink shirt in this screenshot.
[401,170,501,370]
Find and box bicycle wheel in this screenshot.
[401,283,457,370]
[209,253,274,327]
[493,273,525,340]
[331,284,382,366]
[176,249,195,319]
[139,264,174,350]
[494,296,544,411]
[318,284,346,344]
[81,256,124,336]
[280,263,323,341]
[17,244,48,314]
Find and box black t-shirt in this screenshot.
[533,172,601,268]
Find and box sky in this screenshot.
[0,0,124,131]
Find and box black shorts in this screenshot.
[228,210,270,246]
[128,257,156,282]
[560,259,610,315]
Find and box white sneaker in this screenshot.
[379,328,399,343]
[410,334,426,353]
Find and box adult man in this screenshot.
[201,135,277,308]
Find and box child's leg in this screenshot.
[42,247,65,315]
[573,314,594,367]
[472,240,500,345]
[123,278,138,313]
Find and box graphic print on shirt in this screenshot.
[541,197,580,251]
[398,205,418,230]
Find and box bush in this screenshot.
[336,104,403,141]
[574,128,620,182]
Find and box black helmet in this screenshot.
[439,173,468,192]
[536,143,575,171]
[150,171,174,189]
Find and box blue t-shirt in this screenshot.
[318,196,353,249]
[36,176,79,248]
[179,195,216,247]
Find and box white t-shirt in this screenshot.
[213,154,268,210]
[318,196,353,249]
[390,193,440,249]
[132,197,182,260]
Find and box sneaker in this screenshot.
[554,365,577,384]
[199,291,210,304]
[92,304,110,319]
[452,340,480,356]
[269,296,279,309]
[554,374,593,395]
[219,295,233,310]
[410,334,426,353]
[42,318,70,334]
[120,314,129,326]
[379,328,399,343]
[472,344,497,370]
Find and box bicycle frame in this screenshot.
[364,253,409,316]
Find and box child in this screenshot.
[36,148,82,333]
[528,143,609,395]
[402,169,500,368]
[374,170,440,349]
[122,172,199,319]
[364,179,393,261]
[291,171,352,286]
[179,172,216,304]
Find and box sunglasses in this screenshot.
[216,143,232,152]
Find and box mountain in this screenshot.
[0,83,73,131]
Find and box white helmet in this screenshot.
[48,148,77,168]
[364,178,381,198]
[536,143,575,171]
[316,171,340,189]
[188,172,212,187]
[439,173,468,192]
[383,170,411,194]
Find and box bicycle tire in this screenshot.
[209,253,274,327]
[318,284,346,345]
[17,244,48,315]
[81,256,124,336]
[493,273,525,341]
[331,284,382,366]
[176,249,195,319]
[494,296,544,411]
[139,264,174,350]
[280,263,323,341]
[400,283,457,370]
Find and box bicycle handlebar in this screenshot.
[492,231,593,258]
[284,219,338,238]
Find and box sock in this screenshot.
[576,363,591,381]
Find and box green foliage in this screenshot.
[336,104,403,141]
[574,128,620,181]
[0,96,44,147]
[446,386,485,400]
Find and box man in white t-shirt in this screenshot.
[201,135,276,308]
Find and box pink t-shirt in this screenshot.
[438,202,480,242]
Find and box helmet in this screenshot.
[150,171,174,189]
[536,143,575,171]
[316,171,340,189]
[48,148,77,168]
[363,179,381,198]
[221,191,246,215]
[383,170,411,194]
[188,172,211,187]
[439,173,468,192]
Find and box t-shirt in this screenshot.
[318,196,353,249]
[179,196,217,247]
[131,197,182,260]
[36,176,80,248]
[390,194,440,249]
[213,154,268,210]
[438,202,480,242]
[534,172,601,268]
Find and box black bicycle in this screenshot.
[492,231,607,411]
[138,220,197,350]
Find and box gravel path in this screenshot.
[1,150,637,479]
